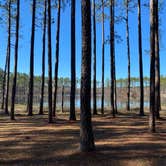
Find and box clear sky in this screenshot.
[0,0,166,82]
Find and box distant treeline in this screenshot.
[1,68,166,88]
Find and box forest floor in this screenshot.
[0,106,166,166]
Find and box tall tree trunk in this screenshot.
[47,0,53,123]
[10,0,20,120]
[155,0,160,119]
[149,0,156,133]
[5,0,11,115]
[110,0,115,117]
[92,0,97,115]
[69,0,76,120]
[53,0,61,117]
[80,0,95,152]
[27,0,36,116]
[61,85,64,113]
[126,0,131,111]
[138,0,144,116]
[1,46,8,109]
[39,0,47,115]
[101,0,105,115]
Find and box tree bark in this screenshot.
[5,0,11,115]
[126,0,131,111]
[92,0,97,115]
[27,0,36,116]
[80,0,95,152]
[39,0,47,115]
[10,0,20,120]
[149,0,156,133]
[138,0,144,116]
[155,0,160,119]
[101,0,105,115]
[53,0,61,117]
[61,85,64,113]
[69,0,76,120]
[48,0,53,123]
[110,0,115,117]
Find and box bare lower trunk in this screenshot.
[10,0,20,120]
[61,85,64,113]
[149,0,156,133]
[80,0,95,152]
[101,0,105,115]
[70,0,76,120]
[27,0,36,116]
[39,0,47,115]
[53,0,61,117]
[92,0,97,115]
[47,0,53,123]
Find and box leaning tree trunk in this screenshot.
[80,0,95,152]
[47,0,53,123]
[5,0,11,115]
[10,0,20,120]
[155,0,160,119]
[110,0,115,117]
[149,0,156,133]
[92,0,97,115]
[61,85,64,113]
[101,0,105,115]
[138,0,144,116]
[126,0,131,111]
[53,0,61,117]
[1,46,8,109]
[69,0,76,120]
[39,0,47,115]
[27,0,36,116]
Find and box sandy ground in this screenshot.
[0,107,166,166]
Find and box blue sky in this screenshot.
[0,0,166,81]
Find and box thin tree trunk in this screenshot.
[1,45,8,109]
[69,0,76,120]
[138,0,144,116]
[80,0,95,152]
[61,85,64,113]
[149,0,156,133]
[101,0,105,115]
[39,0,47,115]
[110,0,115,117]
[126,0,131,111]
[53,0,61,117]
[47,0,53,123]
[10,0,20,120]
[27,0,36,116]
[5,0,11,115]
[155,0,160,119]
[93,0,97,115]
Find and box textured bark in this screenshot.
[126,0,131,111]
[39,0,47,115]
[53,0,61,117]
[92,0,97,115]
[5,0,11,115]
[110,0,115,117]
[61,85,64,113]
[69,0,76,120]
[138,0,144,116]
[101,0,105,115]
[47,0,53,123]
[149,0,156,133]
[27,0,36,116]
[10,0,20,120]
[80,0,95,152]
[154,0,160,119]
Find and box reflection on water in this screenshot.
[44,94,149,110]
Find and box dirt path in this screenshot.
[0,110,166,166]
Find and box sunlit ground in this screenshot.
[0,105,166,166]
